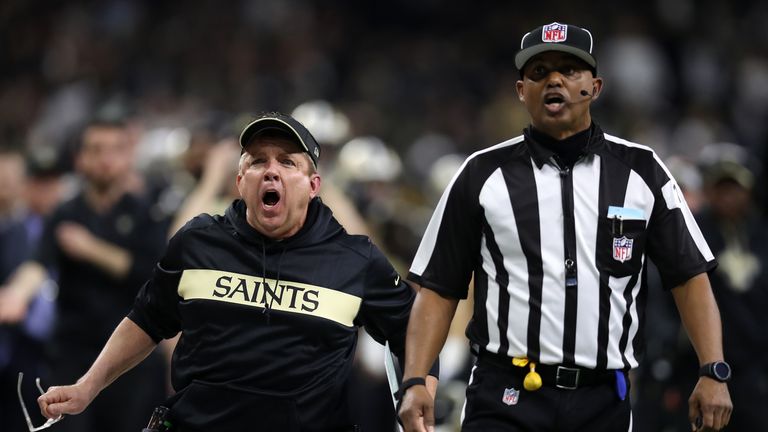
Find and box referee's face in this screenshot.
[516,51,602,140]
[237,137,321,239]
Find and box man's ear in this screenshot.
[591,77,604,100]
[236,172,245,197]
[516,80,525,102]
[309,174,321,199]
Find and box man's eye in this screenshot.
[281,158,296,166]
[527,66,549,80]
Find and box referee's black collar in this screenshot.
[524,123,604,169]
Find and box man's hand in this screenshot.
[0,286,29,323]
[56,222,98,261]
[399,384,435,432]
[0,262,48,323]
[38,382,97,419]
[203,139,240,184]
[56,222,132,278]
[688,378,732,431]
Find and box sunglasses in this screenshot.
[16,372,65,431]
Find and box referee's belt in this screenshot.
[477,350,617,390]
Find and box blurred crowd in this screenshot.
[1,0,767,431]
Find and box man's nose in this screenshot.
[545,71,565,85]
[263,160,280,181]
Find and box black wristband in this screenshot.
[400,377,426,397]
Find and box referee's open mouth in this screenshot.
[544,94,565,112]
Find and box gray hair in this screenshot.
[238,150,316,176]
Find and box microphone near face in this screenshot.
[567,87,595,105]
[555,87,596,106]
[581,86,596,98]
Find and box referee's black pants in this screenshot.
[461,355,632,431]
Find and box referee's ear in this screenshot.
[590,77,604,101]
[515,80,526,103]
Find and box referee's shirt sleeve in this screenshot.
[127,227,184,343]
[409,159,481,299]
[646,164,717,290]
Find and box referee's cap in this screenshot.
[515,22,597,74]
[239,113,321,168]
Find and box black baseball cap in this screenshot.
[515,22,597,73]
[239,113,321,168]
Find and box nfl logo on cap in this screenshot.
[542,22,567,43]
[515,21,597,73]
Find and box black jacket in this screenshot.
[129,198,432,431]
[36,192,167,348]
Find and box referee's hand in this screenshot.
[399,384,435,432]
[688,377,732,431]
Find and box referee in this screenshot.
[399,22,732,432]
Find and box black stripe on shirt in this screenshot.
[633,266,649,365]
[482,217,511,354]
[596,155,631,369]
[560,166,578,365]
[469,267,490,347]
[618,272,640,369]
[502,157,544,361]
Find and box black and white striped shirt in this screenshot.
[409,124,716,370]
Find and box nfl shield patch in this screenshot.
[612,236,634,263]
[542,22,568,43]
[502,387,520,406]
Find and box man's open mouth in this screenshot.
[545,95,565,105]
[262,190,281,207]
